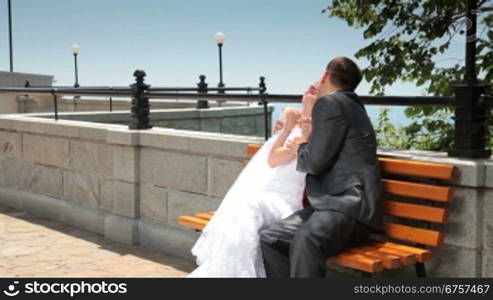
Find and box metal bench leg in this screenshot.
[415,262,427,278]
[359,271,372,278]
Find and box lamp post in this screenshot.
[448,0,491,158]
[71,44,80,88]
[214,32,226,93]
[7,0,13,72]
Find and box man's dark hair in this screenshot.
[326,57,362,91]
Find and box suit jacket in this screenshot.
[297,91,384,231]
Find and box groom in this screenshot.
[259,57,384,278]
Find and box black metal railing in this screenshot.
[0,69,491,159]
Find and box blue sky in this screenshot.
[0,0,468,124]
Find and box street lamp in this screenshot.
[214,32,226,93]
[71,44,80,88]
[7,0,13,72]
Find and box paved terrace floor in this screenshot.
[0,204,195,277]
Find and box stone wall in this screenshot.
[38,106,273,137]
[0,114,261,262]
[0,113,492,277]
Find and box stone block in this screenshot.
[444,187,482,249]
[23,133,70,168]
[199,118,221,133]
[70,141,113,176]
[158,119,201,131]
[0,130,21,159]
[138,219,199,261]
[140,184,167,225]
[100,179,113,212]
[104,214,138,245]
[483,249,493,277]
[167,190,221,226]
[112,181,138,218]
[0,185,27,210]
[63,171,100,208]
[112,145,138,182]
[426,246,481,277]
[141,148,207,194]
[14,118,79,139]
[221,116,257,136]
[486,160,493,189]
[0,158,32,189]
[138,128,261,159]
[77,126,107,141]
[207,157,243,198]
[191,135,259,159]
[30,165,63,198]
[483,188,493,250]
[60,201,106,235]
[106,129,140,146]
[22,191,63,222]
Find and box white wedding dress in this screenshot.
[188,127,306,278]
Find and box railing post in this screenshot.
[129,69,152,130]
[197,75,209,109]
[259,76,269,140]
[52,92,58,121]
[448,0,491,158]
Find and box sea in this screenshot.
[271,103,409,128]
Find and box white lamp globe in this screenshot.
[214,32,226,45]
[71,44,80,55]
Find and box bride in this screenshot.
[188,87,317,278]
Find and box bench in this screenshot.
[179,143,456,277]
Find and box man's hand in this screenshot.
[302,84,319,107]
[274,119,284,134]
[285,136,308,155]
[299,117,312,140]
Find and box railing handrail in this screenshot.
[0,86,473,106]
[1,70,492,158]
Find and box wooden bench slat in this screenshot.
[330,252,384,273]
[348,248,401,269]
[383,200,449,224]
[379,157,455,180]
[385,223,444,247]
[178,216,207,231]
[247,144,262,157]
[352,244,416,265]
[382,179,453,203]
[195,213,213,221]
[370,241,431,263]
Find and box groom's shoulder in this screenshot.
[313,95,341,116]
[314,92,350,111]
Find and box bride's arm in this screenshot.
[267,108,300,168]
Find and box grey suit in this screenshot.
[260,91,384,278]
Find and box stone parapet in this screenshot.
[0,113,491,277]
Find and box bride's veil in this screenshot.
[190,128,282,266]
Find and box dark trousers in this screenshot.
[259,206,373,278]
